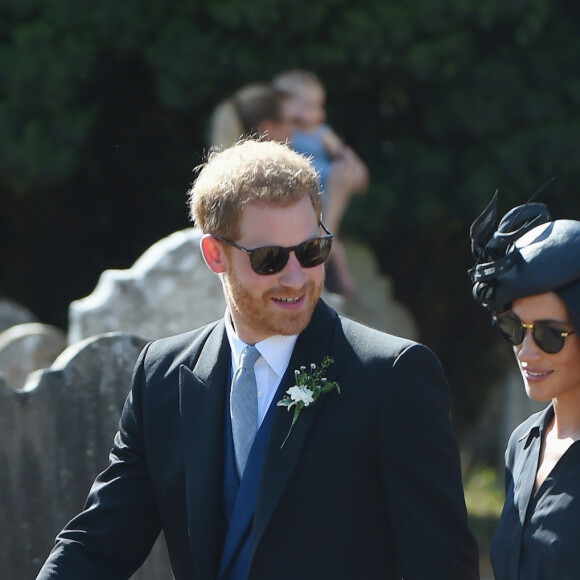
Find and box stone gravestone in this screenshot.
[0,323,66,391]
[68,228,226,344]
[0,332,171,579]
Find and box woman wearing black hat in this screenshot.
[469,194,580,580]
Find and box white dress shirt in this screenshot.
[224,310,298,426]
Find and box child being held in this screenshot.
[273,70,368,297]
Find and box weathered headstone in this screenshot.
[0,297,37,333]
[0,332,172,579]
[0,323,66,391]
[68,228,226,344]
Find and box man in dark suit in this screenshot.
[37,139,479,579]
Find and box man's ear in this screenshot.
[200,234,227,273]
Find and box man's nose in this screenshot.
[279,252,308,287]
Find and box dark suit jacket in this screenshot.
[37,300,479,579]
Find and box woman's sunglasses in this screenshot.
[213,223,333,275]
[493,312,576,354]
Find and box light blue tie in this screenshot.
[230,346,261,477]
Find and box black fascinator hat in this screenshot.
[468,192,580,318]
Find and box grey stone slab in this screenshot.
[0,332,171,579]
[68,228,226,343]
[0,323,66,390]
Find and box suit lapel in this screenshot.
[250,301,342,557]
[179,321,230,579]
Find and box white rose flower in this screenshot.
[287,386,315,406]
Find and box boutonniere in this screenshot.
[277,356,340,448]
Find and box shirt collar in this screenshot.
[223,308,298,378]
[518,404,554,447]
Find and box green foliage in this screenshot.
[0,16,96,190]
[464,464,503,557]
[1,0,579,442]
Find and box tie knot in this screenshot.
[240,345,261,370]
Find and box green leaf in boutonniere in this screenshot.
[277,356,340,448]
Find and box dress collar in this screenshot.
[518,404,554,448]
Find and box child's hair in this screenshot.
[209,83,289,147]
[272,70,323,98]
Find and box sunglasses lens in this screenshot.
[296,238,331,268]
[248,236,332,275]
[250,247,289,275]
[495,314,568,354]
[496,315,524,346]
[533,326,565,354]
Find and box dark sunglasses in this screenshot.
[493,312,576,354]
[213,223,333,275]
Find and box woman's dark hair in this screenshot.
[209,83,288,147]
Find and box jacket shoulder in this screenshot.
[337,312,416,355]
[138,319,223,379]
[332,311,447,386]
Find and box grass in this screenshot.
[463,464,504,557]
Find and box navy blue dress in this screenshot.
[490,405,580,579]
